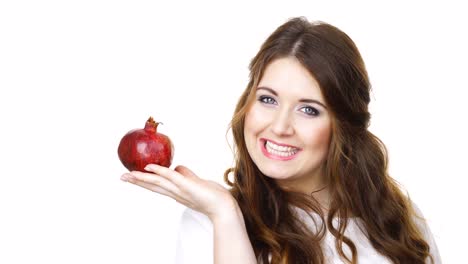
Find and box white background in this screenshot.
[1,0,466,263]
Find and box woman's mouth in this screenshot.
[260,138,301,161]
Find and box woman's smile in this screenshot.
[260,138,301,161]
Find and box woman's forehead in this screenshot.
[257,57,325,103]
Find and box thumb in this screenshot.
[174,165,198,179]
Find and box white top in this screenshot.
[175,206,441,264]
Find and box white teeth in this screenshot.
[265,141,298,156]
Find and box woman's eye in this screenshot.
[258,95,277,105]
[300,106,319,116]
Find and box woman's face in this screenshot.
[244,57,332,192]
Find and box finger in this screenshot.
[129,177,173,196]
[174,165,198,179]
[144,164,187,184]
[125,171,180,195]
[135,181,192,206]
[121,174,191,205]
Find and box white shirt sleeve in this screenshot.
[175,207,214,264]
[411,202,443,264]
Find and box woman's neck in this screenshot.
[275,174,331,211]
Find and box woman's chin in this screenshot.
[259,166,294,181]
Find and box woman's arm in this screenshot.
[211,201,256,264]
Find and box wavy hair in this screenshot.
[224,17,433,264]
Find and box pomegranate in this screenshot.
[118,117,174,171]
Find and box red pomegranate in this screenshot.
[118,117,174,171]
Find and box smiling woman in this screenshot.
[121,16,442,264]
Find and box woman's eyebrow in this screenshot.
[256,86,278,96]
[256,86,327,109]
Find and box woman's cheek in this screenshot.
[302,121,332,149]
[246,104,270,127]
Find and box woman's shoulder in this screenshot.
[407,200,442,263]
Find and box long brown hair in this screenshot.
[224,17,433,264]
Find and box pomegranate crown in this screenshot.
[145,116,163,132]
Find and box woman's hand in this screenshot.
[120,164,237,221]
[121,164,257,263]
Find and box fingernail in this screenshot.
[144,165,151,171]
[127,173,136,181]
[120,174,128,182]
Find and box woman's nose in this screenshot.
[270,108,294,136]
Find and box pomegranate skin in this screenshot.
[118,117,174,172]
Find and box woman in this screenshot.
[120,17,441,264]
